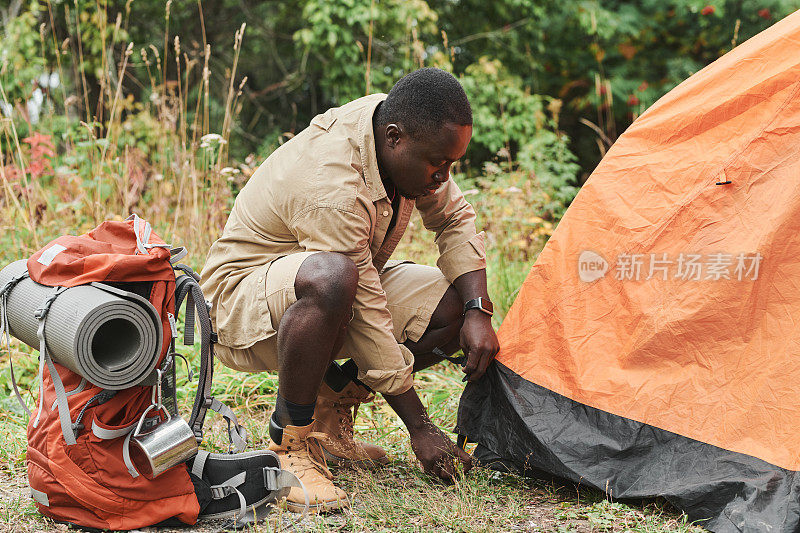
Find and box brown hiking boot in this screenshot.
[268,422,348,513]
[313,381,390,466]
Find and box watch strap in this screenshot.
[464,297,493,317]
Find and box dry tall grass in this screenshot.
[0,1,248,266]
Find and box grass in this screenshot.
[0,274,703,533]
[0,300,704,532]
[0,361,705,532]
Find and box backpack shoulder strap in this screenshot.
[174,264,247,452]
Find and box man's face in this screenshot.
[379,122,472,200]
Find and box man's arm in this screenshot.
[453,268,500,382]
[415,179,500,382]
[383,387,473,481]
[380,269,496,480]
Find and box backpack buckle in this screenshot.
[210,485,235,499]
[263,467,280,491]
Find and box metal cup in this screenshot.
[130,404,199,478]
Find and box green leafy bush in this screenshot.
[461,58,579,219]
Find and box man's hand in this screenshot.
[409,423,473,482]
[460,311,500,382]
[383,387,472,482]
[452,269,500,382]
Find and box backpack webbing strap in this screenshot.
[169,247,188,265]
[174,266,247,451]
[158,352,179,417]
[1,272,31,416]
[209,398,247,453]
[33,287,76,446]
[207,467,308,526]
[91,419,137,439]
[127,214,170,254]
[209,472,248,523]
[128,214,149,255]
[50,378,87,412]
[122,430,140,478]
[174,272,212,439]
[191,449,210,477]
[268,468,309,522]
[91,414,160,478]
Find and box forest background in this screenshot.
[0,1,798,531]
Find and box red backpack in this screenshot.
[0,215,250,530]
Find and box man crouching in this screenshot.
[200,68,500,512]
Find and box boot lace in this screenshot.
[283,431,334,479]
[333,403,355,439]
[325,390,371,438]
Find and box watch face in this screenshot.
[482,298,494,314]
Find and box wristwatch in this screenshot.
[463,297,493,317]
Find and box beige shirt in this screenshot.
[201,94,486,394]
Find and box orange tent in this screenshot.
[458,10,800,532]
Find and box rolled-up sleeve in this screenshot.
[288,202,414,395]
[415,179,486,283]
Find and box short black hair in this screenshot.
[374,67,472,139]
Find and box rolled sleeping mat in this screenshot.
[0,259,162,390]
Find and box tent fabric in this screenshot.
[458,10,800,533]
[460,364,798,532]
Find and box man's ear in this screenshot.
[385,123,402,148]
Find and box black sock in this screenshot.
[272,393,315,428]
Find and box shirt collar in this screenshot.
[357,93,390,202]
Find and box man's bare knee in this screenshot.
[295,252,358,314]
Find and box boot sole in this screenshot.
[322,447,390,467]
[284,497,349,514]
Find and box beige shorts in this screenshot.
[214,252,451,373]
